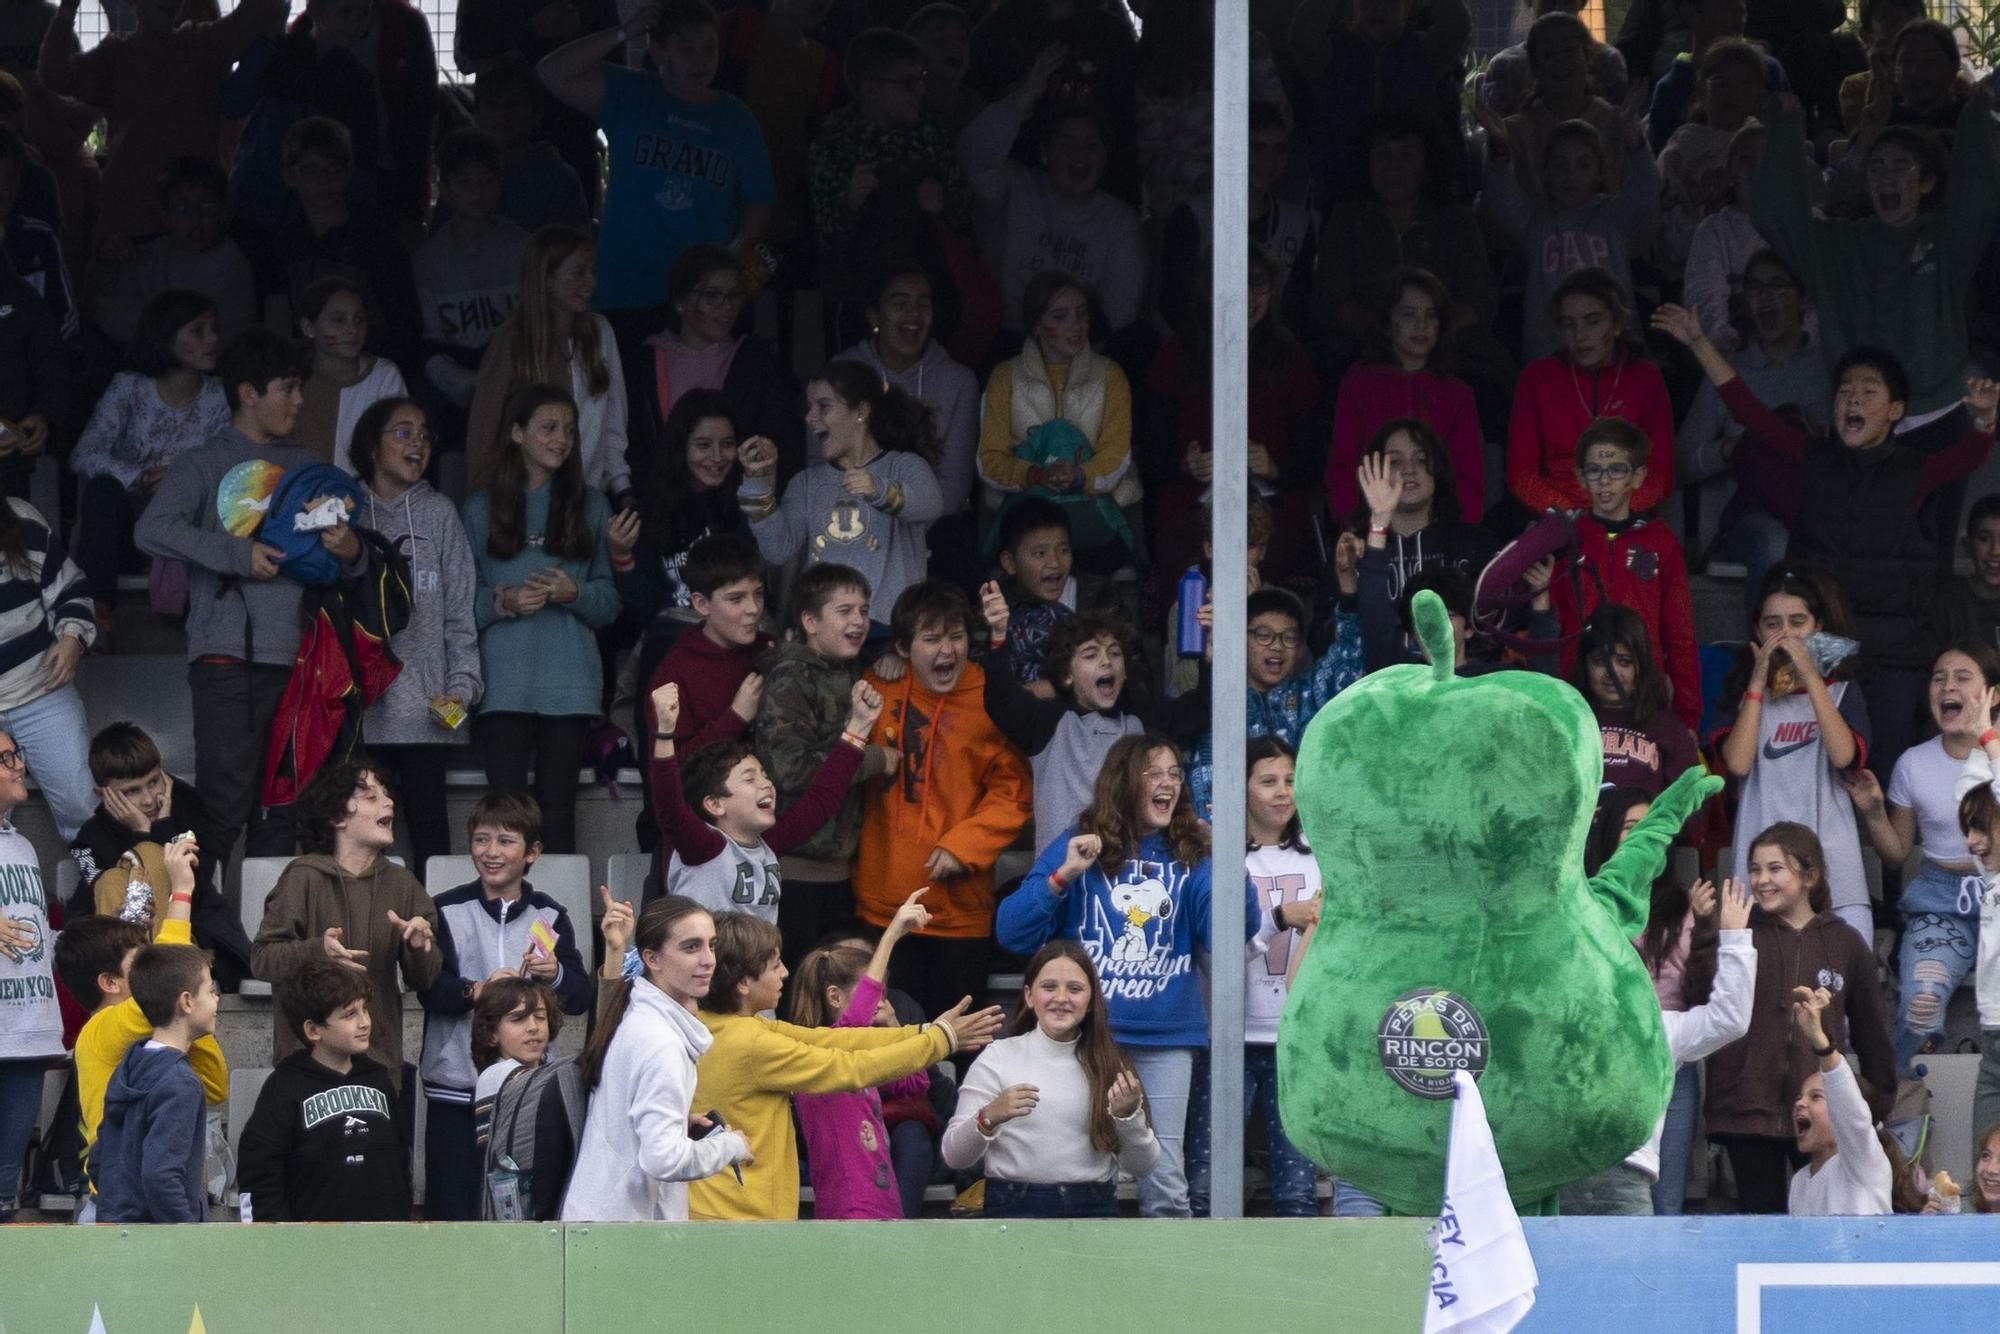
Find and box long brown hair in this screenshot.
[814,358,940,464]
[578,896,713,1092]
[786,947,870,1027]
[1976,1123,2000,1214]
[1011,941,1135,1154]
[1747,821,1833,915]
[1723,561,1860,701]
[483,383,595,563]
[1077,733,1209,874]
[502,225,609,396]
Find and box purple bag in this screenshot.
[148,557,187,617]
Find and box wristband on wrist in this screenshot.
[1812,1040,1835,1057]
[168,892,193,904]
[975,1109,996,1136]
[1368,521,1389,535]
[1981,729,1998,749]
[651,731,675,743]
[1047,868,1068,892]
[1743,689,1764,704]
[841,729,868,751]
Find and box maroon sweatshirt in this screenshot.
[643,629,776,751]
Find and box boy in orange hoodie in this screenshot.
[856,580,1033,1023]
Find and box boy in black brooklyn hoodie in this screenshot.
[237,960,411,1221]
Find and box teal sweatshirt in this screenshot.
[1750,92,2000,417]
[461,482,620,716]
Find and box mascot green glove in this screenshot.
[1277,590,1723,1212]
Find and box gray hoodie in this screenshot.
[839,337,980,514]
[134,425,324,666]
[359,480,482,745]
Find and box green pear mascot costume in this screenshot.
[1277,591,1722,1212]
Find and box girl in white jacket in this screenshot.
[561,896,750,1222]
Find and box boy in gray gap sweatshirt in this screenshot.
[1481,113,1659,360]
[135,329,361,862]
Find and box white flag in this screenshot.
[1424,1070,1539,1334]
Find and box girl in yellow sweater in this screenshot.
[689,913,1004,1220]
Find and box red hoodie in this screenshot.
[1552,514,1702,732]
[1507,352,1675,514]
[644,628,776,752]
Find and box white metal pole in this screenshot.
[1206,0,1250,1222]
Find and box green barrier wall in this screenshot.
[0,1219,1433,1333]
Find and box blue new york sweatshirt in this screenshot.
[996,829,1256,1048]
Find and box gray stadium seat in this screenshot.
[75,655,198,780]
[604,852,650,912]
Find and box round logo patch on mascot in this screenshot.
[1376,988,1490,1099]
[216,458,285,538]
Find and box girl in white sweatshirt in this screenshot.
[560,896,750,1222]
[943,940,1159,1218]
[1788,984,1896,1216]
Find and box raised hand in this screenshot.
[598,885,634,963]
[1790,984,1833,1046]
[729,671,764,724]
[1357,452,1401,525]
[322,926,369,973]
[387,909,434,953]
[163,836,199,900]
[651,681,681,735]
[1717,877,1753,931]
[1107,1069,1143,1119]
[980,580,1010,643]
[1649,303,1706,348]
[935,996,1006,1052]
[847,679,884,736]
[738,435,778,479]
[1057,834,1102,884]
[1965,376,2000,433]
[886,887,931,939]
[1688,876,1717,920]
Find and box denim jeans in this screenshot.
[983,1177,1117,1218]
[1332,1177,1387,1217]
[1652,1062,1700,1215]
[1187,1046,1320,1217]
[0,1059,45,1218]
[0,686,99,842]
[1559,1163,1656,1215]
[1126,1045,1194,1218]
[1894,905,1979,1072]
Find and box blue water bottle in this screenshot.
[1176,565,1209,659]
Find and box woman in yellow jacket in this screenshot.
[689,914,1004,1220]
[977,272,1137,572]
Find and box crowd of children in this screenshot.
[15,0,2000,1228]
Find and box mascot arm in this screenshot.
[1585,765,1724,939]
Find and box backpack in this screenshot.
[256,462,363,587]
[482,1056,587,1221]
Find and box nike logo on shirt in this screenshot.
[1762,720,1820,761]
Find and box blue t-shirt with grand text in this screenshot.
[595,67,773,309]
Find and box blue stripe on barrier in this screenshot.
[1518,1216,2000,1332]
